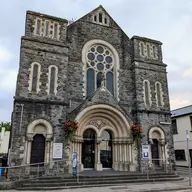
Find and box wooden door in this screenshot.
[30,134,45,166]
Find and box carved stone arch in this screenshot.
[99,126,116,138]
[81,125,99,138]
[148,126,165,144]
[27,119,53,139]
[76,104,130,138]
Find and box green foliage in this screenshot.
[0,122,11,132]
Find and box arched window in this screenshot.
[85,44,115,97]
[155,82,163,107]
[28,62,41,93]
[143,80,151,107]
[87,68,95,97]
[47,65,58,95]
[32,64,38,91]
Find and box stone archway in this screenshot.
[148,127,167,166]
[25,119,53,165]
[71,104,134,172]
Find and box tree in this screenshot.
[0,122,11,132]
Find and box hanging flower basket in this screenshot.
[64,120,78,141]
[130,124,143,149]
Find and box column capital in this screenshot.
[26,134,34,141]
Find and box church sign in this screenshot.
[53,143,63,159]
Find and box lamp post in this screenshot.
[186,130,191,186]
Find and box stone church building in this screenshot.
[9,6,175,173]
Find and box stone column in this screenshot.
[26,135,33,164]
[119,142,123,171]
[95,138,102,171]
[124,142,129,171]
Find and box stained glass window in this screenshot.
[87,69,95,97]
[106,72,114,95]
[86,44,115,97]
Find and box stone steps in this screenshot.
[15,173,183,190]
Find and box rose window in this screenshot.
[86,45,114,97]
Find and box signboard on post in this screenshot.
[142,144,150,159]
[73,152,77,177]
[53,143,63,159]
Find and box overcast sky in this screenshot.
[0,0,192,122]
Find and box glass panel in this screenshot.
[105,18,107,24]
[86,69,95,97]
[50,67,56,94]
[105,56,113,63]
[106,72,114,95]
[83,129,96,139]
[144,81,150,106]
[82,129,96,169]
[100,130,112,168]
[99,13,102,23]
[36,20,41,35]
[45,21,49,36]
[91,47,95,52]
[97,72,103,88]
[88,53,95,61]
[97,46,104,53]
[97,63,104,71]
[54,23,58,39]
[94,15,97,22]
[97,55,104,62]
[32,64,38,91]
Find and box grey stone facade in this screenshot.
[9,5,175,174]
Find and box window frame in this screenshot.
[175,150,186,161]
[143,80,151,107]
[172,119,178,134]
[47,65,58,95]
[155,81,164,107]
[28,62,41,93]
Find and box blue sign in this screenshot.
[0,168,2,178]
[143,152,149,158]
[72,152,77,176]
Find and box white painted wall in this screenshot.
[0,127,10,154]
[173,115,192,166]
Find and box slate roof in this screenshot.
[171,105,192,118]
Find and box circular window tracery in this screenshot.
[87,45,114,71]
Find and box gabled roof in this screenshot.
[68,5,129,37]
[171,105,192,118]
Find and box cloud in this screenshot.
[183,68,192,78]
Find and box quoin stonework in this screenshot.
[9,5,175,174]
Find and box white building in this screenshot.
[0,127,10,154]
[172,105,192,167]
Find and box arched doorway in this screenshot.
[82,129,96,169]
[30,134,45,166]
[100,130,112,168]
[149,127,167,167]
